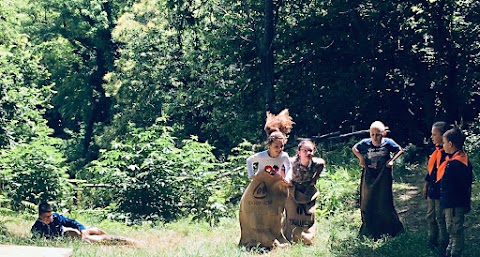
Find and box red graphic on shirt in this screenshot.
[264,165,279,175]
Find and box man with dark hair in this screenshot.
[32,202,86,239]
[31,202,139,245]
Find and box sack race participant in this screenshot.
[240,109,293,249]
[282,140,324,244]
[238,169,290,249]
[283,185,319,245]
[352,121,404,239]
[359,165,404,238]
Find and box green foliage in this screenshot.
[319,139,358,169]
[0,2,71,210]
[316,165,360,217]
[20,0,135,168]
[401,143,423,165]
[0,37,52,147]
[107,0,264,153]
[0,137,70,209]
[219,140,253,206]
[465,113,480,177]
[86,119,223,223]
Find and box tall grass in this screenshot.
[5,209,477,257]
[1,166,479,257]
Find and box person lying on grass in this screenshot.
[31,202,139,246]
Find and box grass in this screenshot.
[1,167,479,257]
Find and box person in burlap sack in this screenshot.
[352,121,404,239]
[283,140,324,245]
[238,170,290,249]
[239,109,293,249]
[246,109,294,182]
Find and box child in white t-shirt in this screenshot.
[246,109,294,183]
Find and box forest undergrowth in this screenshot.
[1,166,479,257]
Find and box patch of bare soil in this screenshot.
[393,167,480,243]
[393,168,427,232]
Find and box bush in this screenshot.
[219,140,253,206]
[465,114,480,178]
[319,139,358,169]
[0,137,71,209]
[316,165,360,216]
[85,120,223,224]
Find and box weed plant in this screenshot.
[1,138,479,256]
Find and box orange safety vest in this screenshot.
[436,150,469,182]
[427,145,444,175]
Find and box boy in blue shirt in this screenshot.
[31,202,138,245]
[31,202,87,239]
[437,128,473,257]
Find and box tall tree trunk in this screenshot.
[81,1,116,165]
[261,0,277,113]
[432,1,460,124]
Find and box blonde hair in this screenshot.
[370,121,387,136]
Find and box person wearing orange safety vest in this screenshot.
[423,122,450,251]
[437,127,473,257]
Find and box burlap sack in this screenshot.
[238,171,290,249]
[283,185,319,245]
[359,166,404,239]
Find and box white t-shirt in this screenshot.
[246,150,292,182]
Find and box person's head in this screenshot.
[431,121,451,146]
[369,121,387,145]
[266,131,287,158]
[38,202,53,224]
[442,127,465,154]
[296,140,316,164]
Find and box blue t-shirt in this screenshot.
[353,138,402,169]
[31,212,85,239]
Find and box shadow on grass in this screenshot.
[329,168,480,257]
[330,228,479,257]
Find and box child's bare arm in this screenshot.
[311,158,325,185]
[387,149,404,167]
[352,146,366,168]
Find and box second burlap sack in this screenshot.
[283,185,319,245]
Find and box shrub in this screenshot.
[319,139,358,169]
[316,165,360,216]
[86,120,223,224]
[220,140,253,206]
[465,114,480,178]
[0,137,70,209]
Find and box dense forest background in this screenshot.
[1,0,479,223]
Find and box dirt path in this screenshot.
[393,168,427,232]
[393,167,479,243]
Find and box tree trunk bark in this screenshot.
[261,0,277,113]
